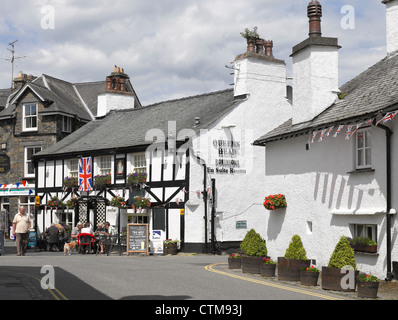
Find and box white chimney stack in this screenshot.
[291,1,341,125]
[383,0,398,55]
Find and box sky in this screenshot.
[0,0,388,106]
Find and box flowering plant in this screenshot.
[48,196,65,208]
[358,272,379,283]
[230,253,242,259]
[300,265,319,272]
[110,195,127,208]
[261,257,276,264]
[94,174,111,188]
[65,197,79,209]
[62,223,72,233]
[133,196,151,209]
[127,171,147,185]
[264,194,287,210]
[64,176,78,188]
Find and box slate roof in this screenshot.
[254,51,398,145]
[0,73,141,121]
[35,89,236,158]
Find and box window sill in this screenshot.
[347,168,375,174]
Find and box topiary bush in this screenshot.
[240,229,268,257]
[327,236,356,270]
[284,234,308,260]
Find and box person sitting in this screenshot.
[95,223,108,254]
[81,222,93,234]
[45,223,60,252]
[71,222,83,240]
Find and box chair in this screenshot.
[77,233,95,254]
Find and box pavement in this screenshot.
[1,239,397,300]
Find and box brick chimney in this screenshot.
[97,66,136,117]
[13,72,36,92]
[382,0,398,55]
[291,1,341,125]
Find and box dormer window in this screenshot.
[23,103,38,131]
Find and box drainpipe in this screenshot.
[195,155,209,254]
[377,123,394,281]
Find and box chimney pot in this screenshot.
[264,40,274,57]
[308,1,322,37]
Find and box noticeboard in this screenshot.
[127,224,149,256]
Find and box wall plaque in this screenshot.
[0,155,10,174]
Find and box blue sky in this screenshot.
[0,0,388,105]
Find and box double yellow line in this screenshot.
[205,263,344,300]
[29,274,69,300]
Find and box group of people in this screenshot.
[71,221,112,254]
[11,205,113,255]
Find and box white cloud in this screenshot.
[0,0,390,105]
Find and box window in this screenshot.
[133,153,147,173]
[25,146,42,177]
[353,224,377,242]
[99,156,112,175]
[23,103,38,131]
[62,116,72,133]
[19,196,35,216]
[69,159,79,178]
[356,129,372,169]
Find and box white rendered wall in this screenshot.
[97,92,135,117]
[292,46,339,125]
[263,124,396,279]
[386,1,398,54]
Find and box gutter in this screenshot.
[376,123,394,281]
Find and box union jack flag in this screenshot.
[318,129,327,142]
[333,125,344,138]
[376,111,398,125]
[311,131,317,144]
[78,157,93,192]
[326,126,335,137]
[345,125,352,140]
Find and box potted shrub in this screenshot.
[263,194,287,211]
[322,236,358,292]
[163,239,179,255]
[349,237,377,253]
[300,265,320,286]
[357,273,380,299]
[228,253,242,269]
[240,229,268,274]
[278,235,310,282]
[260,258,276,277]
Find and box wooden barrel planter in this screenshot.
[260,263,276,277]
[300,271,319,286]
[277,257,310,281]
[242,256,268,274]
[357,281,379,299]
[321,267,359,292]
[164,242,178,255]
[228,257,242,269]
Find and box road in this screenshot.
[0,249,349,302]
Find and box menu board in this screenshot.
[127,224,149,256]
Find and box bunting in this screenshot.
[309,109,398,145]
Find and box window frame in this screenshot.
[68,159,79,178]
[356,128,372,170]
[98,156,112,175]
[23,103,38,132]
[62,116,72,133]
[352,224,377,243]
[24,146,42,177]
[132,153,147,173]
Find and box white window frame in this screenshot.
[68,159,79,178]
[62,116,72,133]
[98,156,112,175]
[24,146,42,177]
[356,128,372,169]
[132,153,147,173]
[353,224,377,243]
[23,103,38,132]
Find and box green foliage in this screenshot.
[240,26,260,40]
[358,272,379,282]
[240,229,268,257]
[328,236,357,270]
[349,237,377,246]
[284,235,308,260]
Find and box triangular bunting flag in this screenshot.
[311,131,317,144]
[333,125,344,138]
[345,126,352,140]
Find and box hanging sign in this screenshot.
[127,224,149,256]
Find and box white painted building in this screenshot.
[33,0,397,279]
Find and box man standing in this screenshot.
[12,207,31,256]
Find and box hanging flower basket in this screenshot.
[47,196,65,209]
[133,196,151,209]
[110,195,127,208]
[65,197,79,209]
[264,194,287,210]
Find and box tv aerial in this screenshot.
[3,40,27,90]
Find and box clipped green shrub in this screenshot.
[284,234,308,260]
[328,236,356,270]
[240,229,268,257]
